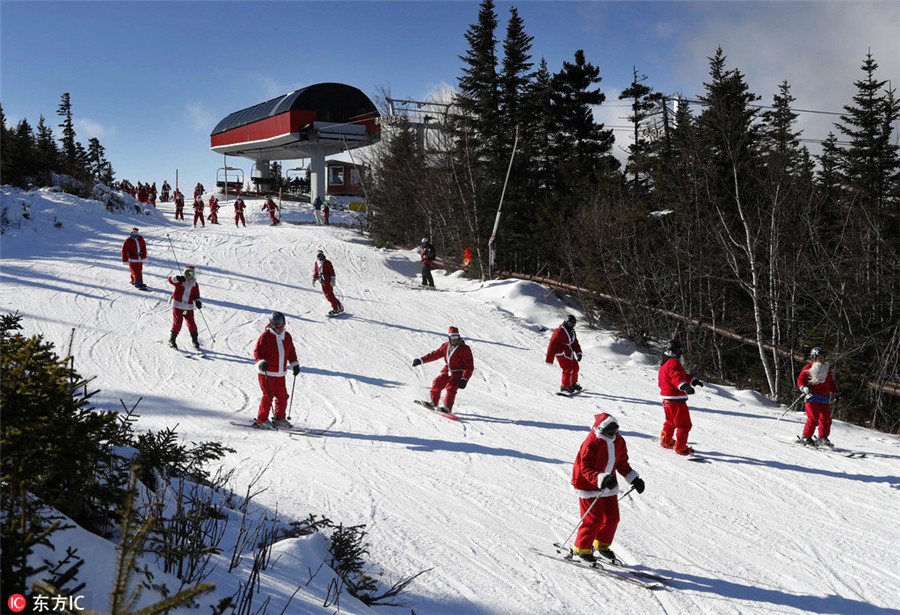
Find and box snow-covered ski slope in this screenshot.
[2,186,899,615]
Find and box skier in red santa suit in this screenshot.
[121,227,148,289]
[797,347,841,447]
[658,339,704,456]
[570,413,644,564]
[208,195,220,224]
[546,315,583,393]
[412,326,474,412]
[263,196,279,225]
[253,311,300,428]
[167,266,203,350]
[312,250,344,315]
[234,194,246,227]
[192,197,205,227]
[174,190,185,221]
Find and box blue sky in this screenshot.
[2,1,898,189]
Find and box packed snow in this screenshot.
[2,184,899,615]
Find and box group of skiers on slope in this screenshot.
[121,227,841,567]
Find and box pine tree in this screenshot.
[618,67,659,192]
[56,92,78,174]
[456,0,501,160]
[498,6,534,134]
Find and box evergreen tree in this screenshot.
[549,49,617,194]
[56,92,78,174]
[618,67,659,192]
[498,6,534,134]
[456,0,501,160]
[35,115,60,184]
[370,119,428,247]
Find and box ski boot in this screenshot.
[169,332,178,349]
[660,431,675,449]
[190,331,200,350]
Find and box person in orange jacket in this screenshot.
[546,315,582,394]
[412,326,475,412]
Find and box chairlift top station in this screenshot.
[210,83,380,199]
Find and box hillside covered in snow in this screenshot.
[1,185,899,615]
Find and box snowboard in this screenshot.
[414,399,459,421]
[556,387,585,397]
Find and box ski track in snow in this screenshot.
[2,187,900,615]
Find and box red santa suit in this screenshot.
[174,192,185,220]
[797,361,838,439]
[571,413,640,555]
[121,232,147,287]
[313,254,343,312]
[418,328,475,410]
[658,356,700,451]
[253,326,299,423]
[208,196,219,224]
[234,197,246,227]
[546,323,582,388]
[263,198,279,224]
[193,198,205,227]
[168,274,200,334]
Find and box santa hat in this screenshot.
[130,227,139,236]
[316,250,325,259]
[448,326,460,339]
[593,413,619,436]
[184,265,196,278]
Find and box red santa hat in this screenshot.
[448,326,460,339]
[593,413,619,436]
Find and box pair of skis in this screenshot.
[531,542,670,590]
[794,436,866,458]
[229,420,328,437]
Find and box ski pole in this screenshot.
[287,372,297,420]
[618,486,635,501]
[763,393,806,435]
[196,305,215,346]
[166,234,182,272]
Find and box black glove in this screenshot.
[693,379,704,387]
[680,383,696,395]
[194,300,202,310]
[458,378,468,389]
[834,390,843,401]
[176,275,186,282]
[292,365,300,376]
[412,358,422,367]
[600,474,616,490]
[632,478,645,494]
[258,360,268,373]
[575,352,582,362]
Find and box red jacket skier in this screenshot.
[168,266,202,350]
[546,315,582,393]
[174,190,185,220]
[121,227,147,289]
[253,311,300,428]
[208,196,220,224]
[413,326,474,412]
[234,195,246,227]
[313,250,343,315]
[658,339,703,456]
[570,413,644,564]
[263,196,279,225]
[797,347,841,447]
[192,197,205,227]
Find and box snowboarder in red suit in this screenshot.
[149,182,157,207]
[253,311,300,428]
[412,326,474,412]
[121,227,147,289]
[570,413,644,564]
[234,195,246,227]
[263,196,279,225]
[658,339,703,456]
[546,315,582,393]
[174,190,185,220]
[208,195,220,224]
[313,250,343,315]
[797,347,841,447]
[192,197,205,227]
[168,266,202,350]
